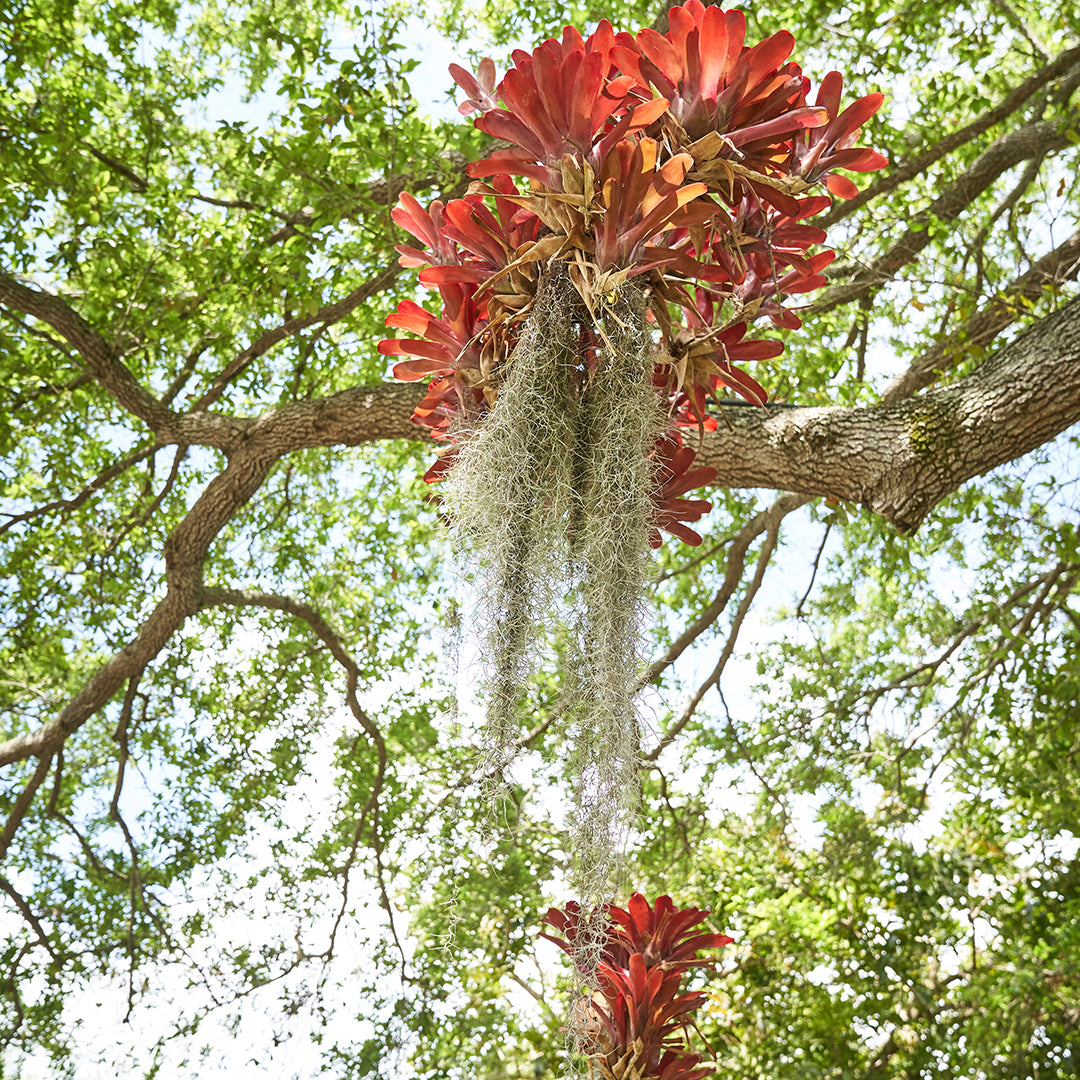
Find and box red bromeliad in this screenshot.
[380,0,885,546]
[379,4,883,964]
[542,894,734,1079]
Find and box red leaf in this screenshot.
[466,151,553,186]
[627,893,653,937]
[637,27,682,85]
[656,521,705,546]
[724,105,827,148]
[833,147,889,171]
[629,94,670,129]
[814,69,844,116]
[739,30,795,91]
[417,264,492,287]
[696,3,730,100]
[724,337,784,362]
[474,106,549,160]
[828,91,886,145]
[422,453,457,482]
[449,58,498,114]
[825,172,860,198]
[379,338,450,363]
[391,357,452,381]
[713,364,768,406]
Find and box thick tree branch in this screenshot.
[0,273,177,431]
[222,297,1080,533]
[244,380,428,449]
[694,297,1080,530]
[0,273,245,451]
[0,445,277,769]
[3,280,1075,792]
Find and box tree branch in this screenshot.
[0,273,177,432]
[0,755,54,862]
[0,445,277,770]
[188,262,403,412]
[180,294,1080,534]
[812,119,1076,315]
[817,45,1080,229]
[641,494,808,692]
[880,227,1080,403]
[197,586,385,771]
[3,277,1076,812]
[646,508,783,760]
[0,876,58,963]
[197,586,392,968]
[0,443,159,537]
[693,296,1080,530]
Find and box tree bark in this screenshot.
[692,296,1080,530]
[238,297,1080,533]
[5,269,1080,534]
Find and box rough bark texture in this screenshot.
[4,273,1080,534]
[695,296,1080,530]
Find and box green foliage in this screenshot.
[1,0,1079,1076]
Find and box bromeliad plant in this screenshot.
[541,893,734,1078]
[380,1,885,905]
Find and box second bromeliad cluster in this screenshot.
[380,0,886,545]
[542,893,734,1079]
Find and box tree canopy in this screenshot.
[1,0,1079,1075]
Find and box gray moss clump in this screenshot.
[443,268,584,787]
[444,265,662,922]
[566,281,660,917]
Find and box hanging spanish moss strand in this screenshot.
[444,268,585,794]
[566,281,662,977]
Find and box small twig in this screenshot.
[650,766,695,861]
[78,140,149,192]
[717,687,785,809]
[0,443,158,537]
[854,294,871,382]
[189,192,293,221]
[0,876,58,963]
[103,445,189,559]
[640,494,808,691]
[795,521,833,619]
[505,970,545,1005]
[988,0,1051,60]
[199,586,396,973]
[655,528,739,583]
[188,262,401,413]
[109,676,144,1023]
[646,513,782,760]
[372,805,408,980]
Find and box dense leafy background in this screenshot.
[1,0,1078,1075]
